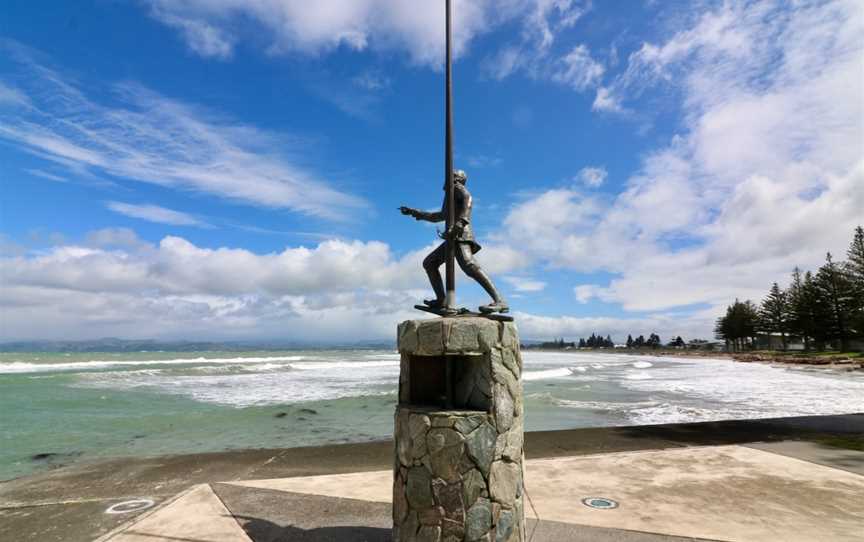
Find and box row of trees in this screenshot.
[624,333,671,349]
[579,333,614,348]
[575,333,687,349]
[715,226,864,352]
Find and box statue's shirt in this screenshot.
[447,184,481,253]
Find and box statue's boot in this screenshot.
[479,301,509,314]
[424,298,445,309]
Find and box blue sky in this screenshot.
[0,0,861,342]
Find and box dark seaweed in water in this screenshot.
[298,408,318,415]
[274,412,288,418]
[30,453,57,461]
[30,451,82,463]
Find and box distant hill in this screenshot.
[0,338,394,353]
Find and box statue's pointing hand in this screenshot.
[399,206,419,219]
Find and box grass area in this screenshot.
[813,435,864,452]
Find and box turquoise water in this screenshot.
[2,350,862,481]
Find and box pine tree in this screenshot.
[846,226,864,340]
[715,309,731,350]
[626,334,633,348]
[741,300,759,350]
[814,252,856,351]
[759,282,789,350]
[786,268,805,348]
[715,299,759,351]
[848,226,864,281]
[578,338,586,348]
[802,271,825,350]
[606,334,613,348]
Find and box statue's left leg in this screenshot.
[422,242,447,307]
[456,244,507,312]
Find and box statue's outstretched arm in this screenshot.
[399,206,443,222]
[418,192,447,222]
[400,190,446,222]
[416,209,445,222]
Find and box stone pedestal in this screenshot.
[393,317,525,542]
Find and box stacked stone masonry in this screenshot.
[394,317,525,542]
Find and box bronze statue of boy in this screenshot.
[400,169,508,314]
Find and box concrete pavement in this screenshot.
[2,414,862,542]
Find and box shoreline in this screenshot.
[525,347,864,370]
[4,412,863,486]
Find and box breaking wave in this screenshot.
[522,368,573,381]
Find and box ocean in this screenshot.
[1,349,863,481]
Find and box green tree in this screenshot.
[848,226,864,280]
[626,334,634,348]
[802,271,826,350]
[846,226,864,340]
[787,268,813,350]
[759,282,789,350]
[814,253,856,351]
[715,299,759,351]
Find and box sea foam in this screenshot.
[522,367,573,381]
[0,355,306,374]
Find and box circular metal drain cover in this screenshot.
[106,499,155,514]
[582,497,619,510]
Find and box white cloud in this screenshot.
[552,44,604,91]
[477,244,530,275]
[484,1,591,80]
[0,81,30,108]
[106,202,209,228]
[25,169,67,183]
[480,2,604,96]
[577,166,607,187]
[146,0,513,67]
[352,71,390,91]
[573,284,597,303]
[592,86,625,113]
[499,0,864,334]
[84,228,150,250]
[515,310,716,343]
[0,230,530,341]
[0,228,708,343]
[0,45,366,220]
[153,10,235,60]
[500,189,604,264]
[503,276,546,292]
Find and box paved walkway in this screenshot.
[2,414,863,541]
[95,444,864,542]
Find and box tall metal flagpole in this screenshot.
[444,0,456,312]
